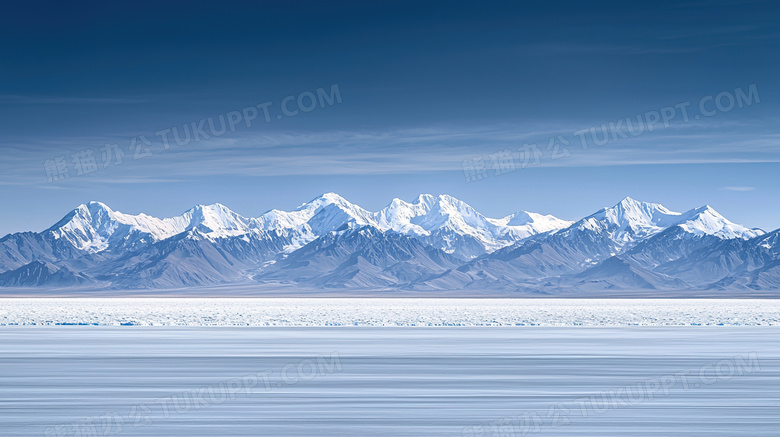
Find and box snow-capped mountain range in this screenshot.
[0,194,776,292]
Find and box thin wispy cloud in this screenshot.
[2,119,780,185]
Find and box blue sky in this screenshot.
[1,0,779,234]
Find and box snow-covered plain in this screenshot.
[2,298,780,326]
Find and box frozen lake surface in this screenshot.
[2,298,780,326]
[1,327,779,436]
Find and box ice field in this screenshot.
[1,298,780,326]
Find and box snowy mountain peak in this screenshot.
[297,192,354,210]
[574,198,683,244]
[689,204,717,216]
[572,198,764,246]
[47,202,152,252]
[181,203,253,238]
[185,203,240,219]
[47,201,261,251]
[407,194,473,212]
[616,196,645,205]
[373,194,572,257]
[504,210,534,226]
[676,205,764,240]
[416,193,436,204]
[612,197,678,221]
[503,210,572,230]
[295,193,372,219]
[609,197,678,224]
[254,193,377,253]
[84,200,113,212]
[378,194,489,234]
[59,201,115,225]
